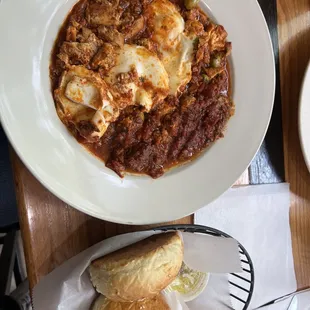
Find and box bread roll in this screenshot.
[91,294,170,310]
[89,232,183,302]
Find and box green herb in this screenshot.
[202,74,210,83]
[211,54,222,68]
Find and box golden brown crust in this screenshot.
[91,294,170,310]
[89,232,183,302]
[91,232,181,267]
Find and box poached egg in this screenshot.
[146,0,195,95]
[106,44,170,111]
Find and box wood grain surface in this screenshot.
[11,153,194,289]
[8,0,310,294]
[277,0,310,289]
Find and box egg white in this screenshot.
[55,66,117,140]
[146,0,195,95]
[106,44,169,111]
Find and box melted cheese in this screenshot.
[106,44,169,111]
[146,0,195,95]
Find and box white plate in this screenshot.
[299,60,310,172]
[0,0,275,224]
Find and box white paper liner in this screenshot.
[32,230,242,310]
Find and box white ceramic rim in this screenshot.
[0,0,275,224]
[299,59,310,172]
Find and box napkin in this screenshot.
[195,183,296,309]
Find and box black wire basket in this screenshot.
[152,224,254,310]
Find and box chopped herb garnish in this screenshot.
[202,74,210,83]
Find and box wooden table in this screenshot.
[10,0,310,292]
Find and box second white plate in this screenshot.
[299,60,310,172]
